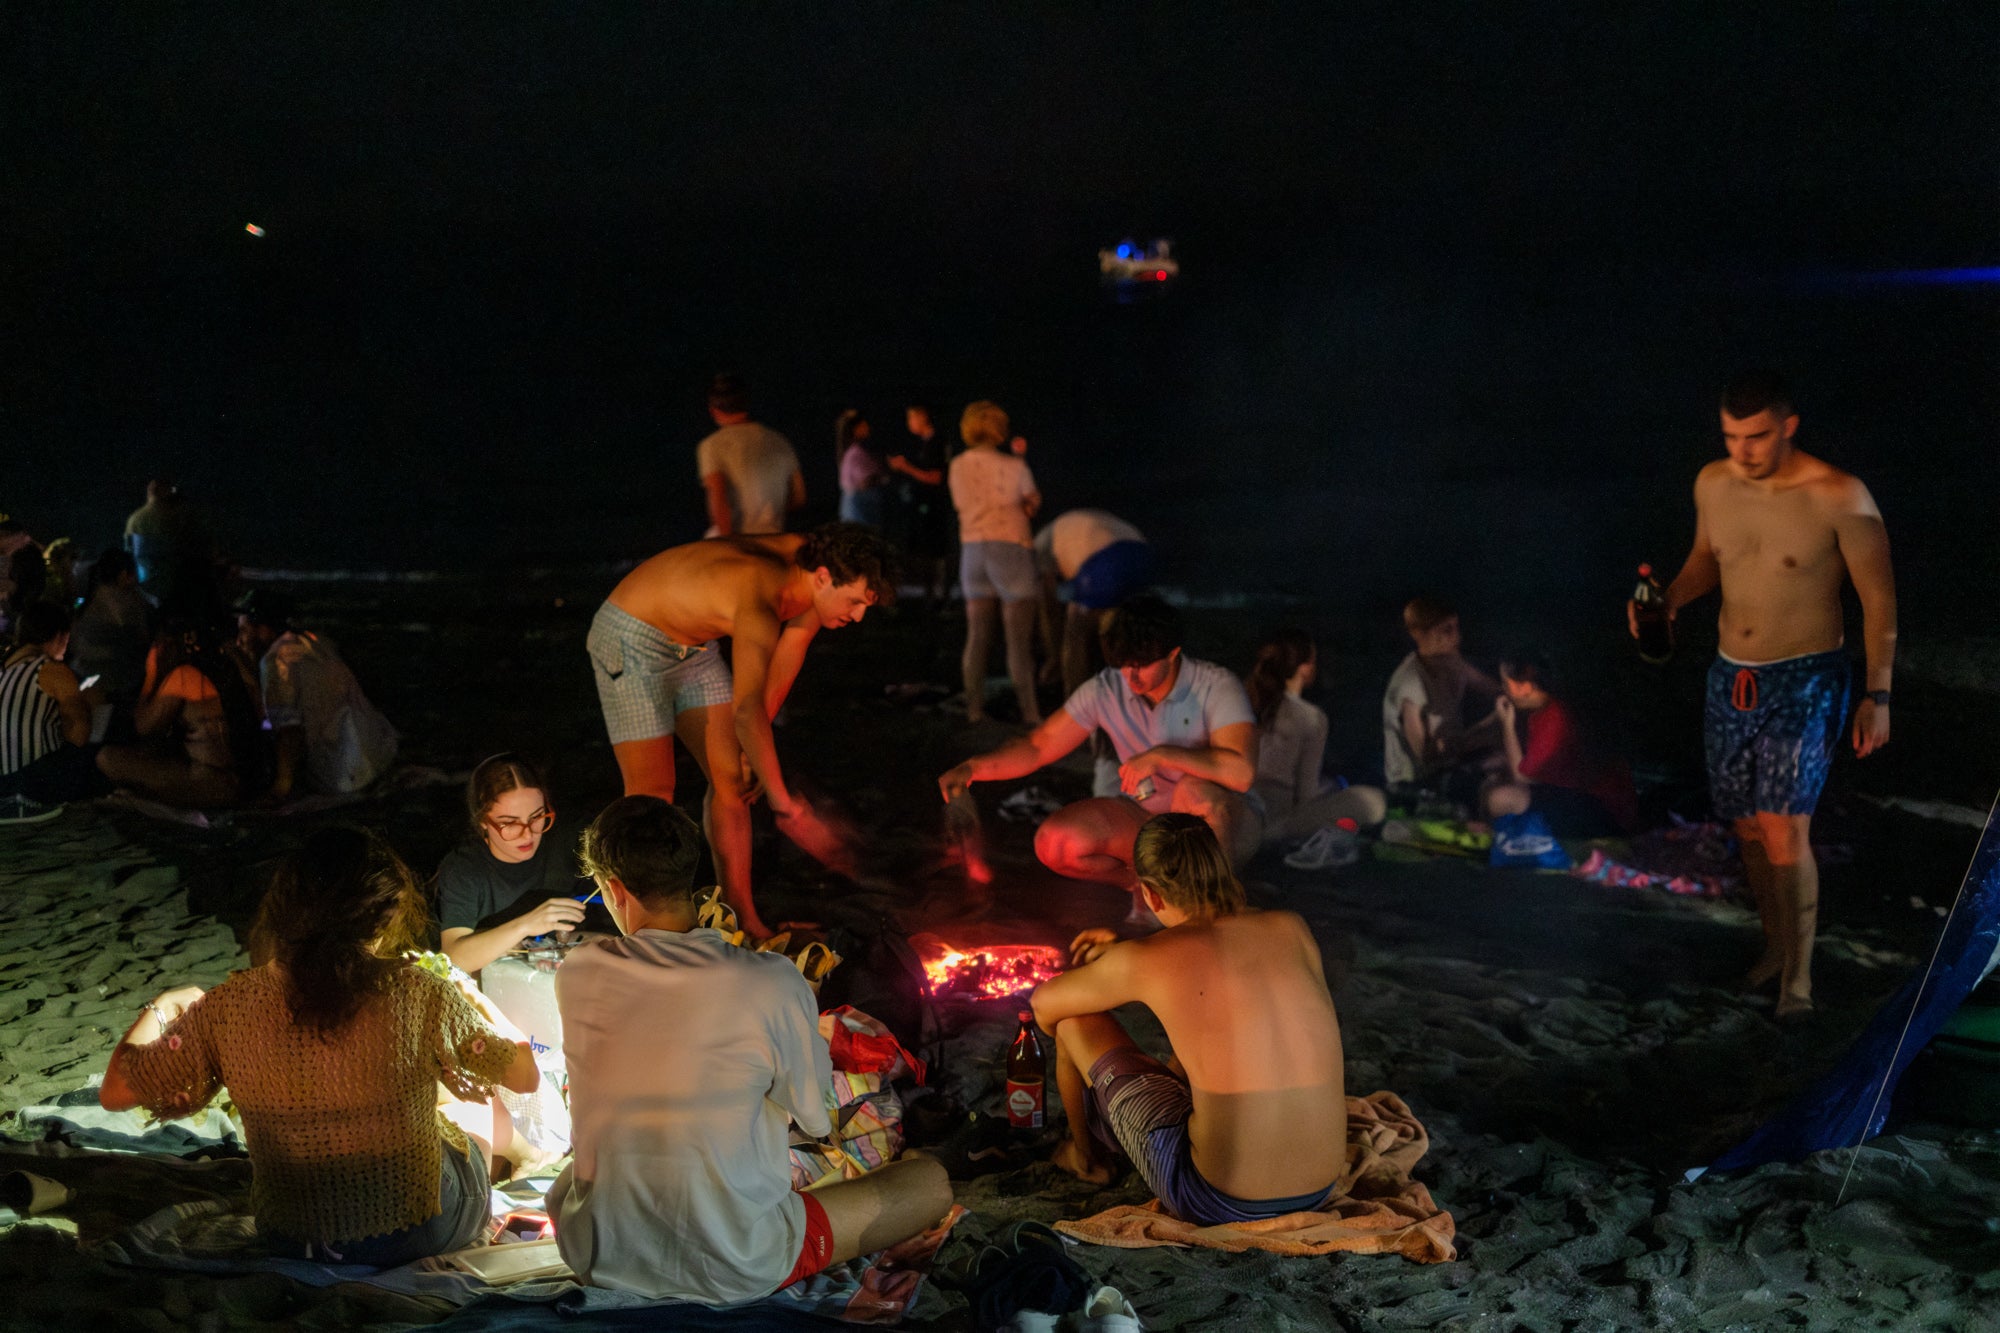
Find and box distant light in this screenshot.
[244,223,265,237]
[1154,271,1168,281]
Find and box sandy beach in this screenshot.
[2,578,1997,1331]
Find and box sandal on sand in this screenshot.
[694,887,746,946]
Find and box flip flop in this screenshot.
[794,941,843,991]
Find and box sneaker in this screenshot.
[1069,1285,1142,1332]
[0,794,63,826]
[1283,825,1358,871]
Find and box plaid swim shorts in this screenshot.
[587,602,733,744]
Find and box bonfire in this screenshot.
[911,934,1065,1001]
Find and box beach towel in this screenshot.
[1053,1091,1456,1263]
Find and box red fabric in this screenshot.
[1519,698,1638,830]
[822,1006,927,1085]
[779,1190,835,1290]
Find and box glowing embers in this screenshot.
[912,934,1064,1001]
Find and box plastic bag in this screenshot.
[1488,811,1573,870]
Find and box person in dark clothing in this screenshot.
[435,754,598,975]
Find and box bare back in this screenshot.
[606,535,805,645]
[1129,910,1346,1198]
[1696,452,1877,662]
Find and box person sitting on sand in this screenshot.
[1482,650,1639,838]
[1033,508,1154,700]
[97,621,270,808]
[940,594,1259,914]
[67,551,155,711]
[587,522,893,938]
[1381,596,1504,805]
[235,590,399,798]
[101,826,540,1266]
[1031,813,1347,1222]
[436,753,595,975]
[1243,628,1386,843]
[0,601,108,805]
[547,796,952,1304]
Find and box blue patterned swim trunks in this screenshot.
[1703,649,1851,821]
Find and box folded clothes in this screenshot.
[1054,1091,1456,1263]
[1572,848,1723,898]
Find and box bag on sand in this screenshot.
[1488,811,1573,870]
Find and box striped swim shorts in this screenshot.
[586,602,733,744]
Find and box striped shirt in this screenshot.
[0,653,62,775]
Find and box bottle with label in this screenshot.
[1005,1011,1047,1131]
[1632,563,1674,664]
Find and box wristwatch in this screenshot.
[1866,690,1892,707]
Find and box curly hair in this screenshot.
[252,826,432,1035]
[795,522,899,605]
[580,795,702,905]
[1134,813,1245,920]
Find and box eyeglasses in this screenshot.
[487,808,555,839]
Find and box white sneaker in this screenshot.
[1069,1285,1142,1332]
[1284,825,1358,871]
[999,1312,1061,1333]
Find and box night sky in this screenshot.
[7,5,1996,578]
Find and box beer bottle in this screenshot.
[1633,563,1674,664]
[1005,1011,1047,1131]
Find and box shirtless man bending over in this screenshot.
[1031,813,1345,1221]
[1636,370,1895,1018]
[587,523,894,938]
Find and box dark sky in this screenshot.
[9,5,1995,263]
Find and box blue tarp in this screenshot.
[1703,799,2000,1174]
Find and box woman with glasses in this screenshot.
[436,754,593,976]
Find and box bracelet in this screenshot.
[1867,690,1892,707]
[145,1002,170,1031]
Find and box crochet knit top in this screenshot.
[120,962,517,1243]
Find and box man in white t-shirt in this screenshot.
[549,796,951,1305]
[940,595,1259,916]
[235,592,398,798]
[696,375,805,537]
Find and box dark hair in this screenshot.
[1403,596,1456,633]
[1133,813,1244,919]
[14,600,70,648]
[467,753,549,832]
[254,826,431,1035]
[1721,369,1794,421]
[835,408,877,468]
[1499,649,1556,692]
[235,588,295,631]
[708,373,752,416]
[795,522,898,605]
[1246,627,1315,728]
[1099,593,1182,668]
[85,550,136,605]
[580,795,702,905]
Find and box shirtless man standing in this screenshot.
[1031,814,1346,1222]
[1638,371,1895,1018]
[587,523,894,937]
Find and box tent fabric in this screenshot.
[1702,800,2000,1175]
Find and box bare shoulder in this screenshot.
[1692,459,1734,502]
[1800,457,1880,518]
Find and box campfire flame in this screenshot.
[914,936,1065,1001]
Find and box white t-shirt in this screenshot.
[1034,509,1145,578]
[696,423,801,535]
[1380,653,1429,785]
[948,448,1037,545]
[548,927,832,1304]
[1062,657,1256,813]
[259,631,398,794]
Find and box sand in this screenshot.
[2,580,1997,1331]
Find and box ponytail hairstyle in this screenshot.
[254,826,430,1035]
[466,752,549,834]
[1245,627,1315,728]
[1133,813,1245,920]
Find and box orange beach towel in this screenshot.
[1052,1091,1456,1263]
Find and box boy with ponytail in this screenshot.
[1030,813,1348,1224]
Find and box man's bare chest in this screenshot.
[1707,492,1840,579]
